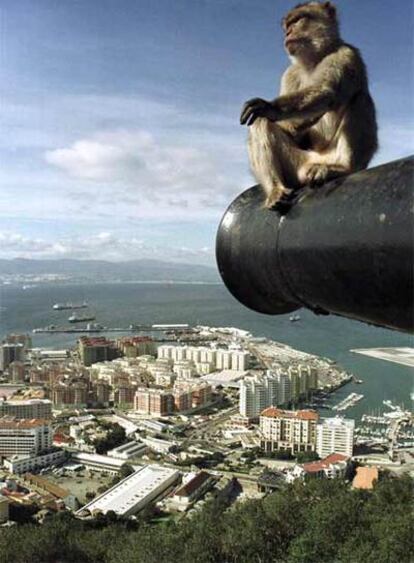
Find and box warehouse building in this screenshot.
[107,441,148,460]
[77,465,180,517]
[70,451,126,474]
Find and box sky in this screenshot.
[1,0,413,265]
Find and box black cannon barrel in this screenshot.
[216,156,414,333]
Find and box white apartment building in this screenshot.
[316,417,355,458]
[239,371,292,418]
[216,349,249,371]
[259,408,319,454]
[287,365,318,401]
[199,348,216,364]
[0,399,53,420]
[0,417,52,457]
[158,345,249,373]
[173,361,196,379]
[3,449,66,474]
[195,361,215,375]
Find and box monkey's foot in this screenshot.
[273,189,302,214]
[264,186,292,209]
[304,163,330,186]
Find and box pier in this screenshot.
[332,392,364,412]
[32,324,191,334]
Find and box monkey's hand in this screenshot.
[240,98,280,126]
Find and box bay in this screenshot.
[0,282,412,421]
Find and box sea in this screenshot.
[0,281,413,422]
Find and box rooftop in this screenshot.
[70,451,126,468]
[260,408,319,421]
[174,471,212,498]
[0,399,52,406]
[302,453,350,473]
[78,465,179,516]
[320,417,355,428]
[0,416,50,429]
[79,337,114,347]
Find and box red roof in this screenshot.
[174,472,212,498]
[260,407,319,421]
[303,453,349,473]
[79,337,114,346]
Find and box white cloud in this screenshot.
[44,128,249,217]
[0,230,214,265]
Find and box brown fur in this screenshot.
[241,1,378,208]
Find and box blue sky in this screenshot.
[1,0,413,264]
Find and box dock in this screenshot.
[32,324,191,334]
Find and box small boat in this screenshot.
[289,314,301,322]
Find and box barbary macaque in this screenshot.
[240,1,378,208]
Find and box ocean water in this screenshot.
[0,282,412,420]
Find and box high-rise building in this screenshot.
[173,389,193,412]
[259,408,319,454]
[134,388,174,416]
[173,361,195,379]
[0,399,52,420]
[52,381,88,408]
[114,383,136,408]
[230,350,250,371]
[190,382,212,408]
[117,336,155,357]
[157,345,249,372]
[95,380,111,406]
[3,334,32,348]
[173,380,212,410]
[239,371,291,418]
[78,337,119,367]
[316,417,355,458]
[0,343,25,372]
[287,365,318,402]
[0,417,52,457]
[9,361,26,383]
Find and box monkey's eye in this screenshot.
[288,15,306,28]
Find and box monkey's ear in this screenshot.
[323,1,336,18]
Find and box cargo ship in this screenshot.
[68,314,96,323]
[53,302,88,310]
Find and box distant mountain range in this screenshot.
[0,258,220,283]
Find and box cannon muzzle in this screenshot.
[216,156,414,333]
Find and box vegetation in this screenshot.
[295,451,320,463]
[0,474,412,563]
[93,422,126,455]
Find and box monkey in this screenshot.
[240,1,378,209]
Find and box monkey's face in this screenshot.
[282,2,339,59]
